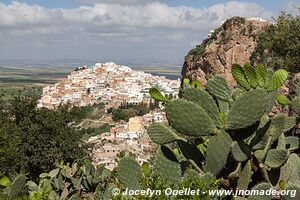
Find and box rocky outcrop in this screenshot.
[182,17,270,86]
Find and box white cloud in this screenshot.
[0,1,272,32]
[80,0,171,5]
[0,1,273,60]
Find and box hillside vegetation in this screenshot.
[251,11,300,72]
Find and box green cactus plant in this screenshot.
[149,87,167,102]
[231,63,251,90]
[191,80,202,88]
[244,63,258,88]
[165,99,216,136]
[8,175,27,200]
[255,64,268,88]
[183,77,190,86]
[248,182,273,200]
[276,94,290,105]
[231,141,251,162]
[147,123,183,144]
[118,156,143,190]
[267,69,288,92]
[182,87,221,127]
[206,75,232,102]
[291,97,300,115]
[154,146,182,184]
[237,160,253,190]
[205,131,232,175]
[264,149,289,168]
[144,62,298,198]
[226,88,269,130]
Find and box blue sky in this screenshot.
[0,0,299,64]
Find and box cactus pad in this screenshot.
[244,63,258,88]
[191,80,202,88]
[267,69,288,92]
[147,123,181,144]
[182,87,221,127]
[183,78,190,86]
[9,175,27,200]
[149,87,167,102]
[118,156,143,190]
[165,99,216,136]
[276,94,290,105]
[232,88,245,101]
[283,116,296,132]
[226,89,268,130]
[232,63,251,90]
[285,136,299,151]
[205,131,232,175]
[292,79,300,96]
[279,153,300,186]
[265,149,288,168]
[237,160,253,190]
[154,146,182,184]
[291,97,300,115]
[268,114,285,144]
[255,64,267,88]
[177,140,205,167]
[206,75,232,102]
[231,141,251,162]
[248,183,273,200]
[281,185,300,200]
[217,99,229,115]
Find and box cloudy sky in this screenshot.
[0,0,299,64]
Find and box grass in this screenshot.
[0,65,71,100]
[0,83,38,100]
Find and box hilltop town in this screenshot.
[37,62,180,169]
[38,62,180,109]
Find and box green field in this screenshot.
[0,66,71,99]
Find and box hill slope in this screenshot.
[182,17,270,86]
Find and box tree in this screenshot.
[0,93,89,181]
[251,10,300,72]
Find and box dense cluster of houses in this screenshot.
[37,62,180,170]
[37,62,180,109]
[88,110,165,170]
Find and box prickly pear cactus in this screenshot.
[232,63,251,90]
[147,123,182,144]
[205,131,232,175]
[9,175,27,200]
[154,146,182,184]
[182,87,221,127]
[231,63,288,93]
[149,87,167,102]
[264,149,289,168]
[267,69,288,92]
[244,63,258,88]
[255,64,268,88]
[237,160,253,191]
[276,94,290,105]
[165,99,216,136]
[206,75,232,102]
[118,156,143,190]
[226,88,269,130]
[191,80,202,89]
[146,62,298,195]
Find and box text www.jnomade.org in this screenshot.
[111,187,297,198]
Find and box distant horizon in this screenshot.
[0,57,184,68]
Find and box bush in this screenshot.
[251,11,300,72]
